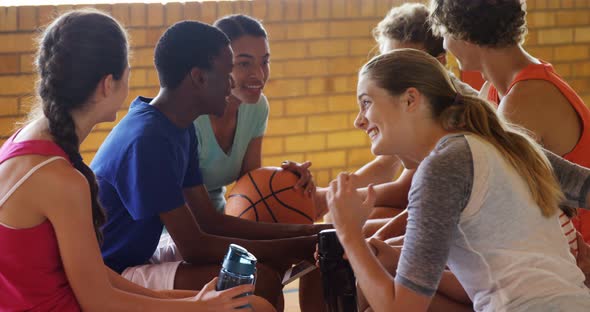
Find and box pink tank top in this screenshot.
[0,130,80,312]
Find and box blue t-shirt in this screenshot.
[91,97,202,273]
[194,95,269,212]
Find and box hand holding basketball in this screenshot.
[280,160,315,197]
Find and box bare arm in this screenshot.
[353,156,401,187]
[39,162,247,312]
[161,190,318,266]
[185,185,330,240]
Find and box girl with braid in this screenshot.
[0,10,272,312]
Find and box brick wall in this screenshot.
[0,0,589,186]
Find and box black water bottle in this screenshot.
[318,229,358,312]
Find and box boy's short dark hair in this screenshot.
[154,21,230,89]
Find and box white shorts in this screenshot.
[121,233,183,290]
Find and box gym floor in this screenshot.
[283,279,301,312]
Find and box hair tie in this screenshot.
[453,92,463,106]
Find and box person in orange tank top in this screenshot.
[430,0,590,285]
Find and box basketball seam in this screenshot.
[247,171,279,223]
[268,169,314,223]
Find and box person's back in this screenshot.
[93,95,200,273]
[442,134,589,311]
[485,62,590,243]
[0,132,80,311]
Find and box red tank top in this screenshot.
[487,62,590,243]
[0,131,81,312]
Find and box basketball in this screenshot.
[225,167,316,224]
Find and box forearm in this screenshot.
[200,212,331,239]
[158,289,200,299]
[358,181,410,209]
[341,234,396,312]
[372,210,408,241]
[181,231,316,266]
[353,156,401,187]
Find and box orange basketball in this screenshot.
[226,167,316,224]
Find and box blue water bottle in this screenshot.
[216,244,257,308]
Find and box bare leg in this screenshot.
[298,269,326,312]
[174,262,285,311]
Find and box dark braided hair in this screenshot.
[34,10,128,243]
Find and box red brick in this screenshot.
[301,0,315,20]
[184,2,201,20]
[128,29,147,47]
[555,11,590,26]
[112,4,130,26]
[264,79,307,98]
[129,4,147,27]
[267,0,285,22]
[0,117,18,137]
[17,6,37,30]
[329,21,376,38]
[265,23,288,40]
[234,1,252,16]
[284,0,301,21]
[0,34,35,53]
[0,75,34,96]
[527,12,555,27]
[252,0,268,20]
[147,3,164,27]
[316,0,330,19]
[217,1,234,19]
[538,28,574,44]
[200,1,218,24]
[147,27,165,46]
[20,54,34,73]
[286,22,329,40]
[331,0,347,18]
[37,6,56,27]
[0,55,19,75]
[0,97,19,116]
[554,45,589,61]
[361,0,377,17]
[308,39,349,57]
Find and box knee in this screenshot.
[248,295,277,312]
[255,263,283,289]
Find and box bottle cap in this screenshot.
[318,229,345,259]
[222,244,257,275]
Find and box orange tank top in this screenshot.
[487,62,590,243]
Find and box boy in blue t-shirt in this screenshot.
[91,21,328,309]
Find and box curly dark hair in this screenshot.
[429,0,527,48]
[35,9,128,244]
[372,3,444,57]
